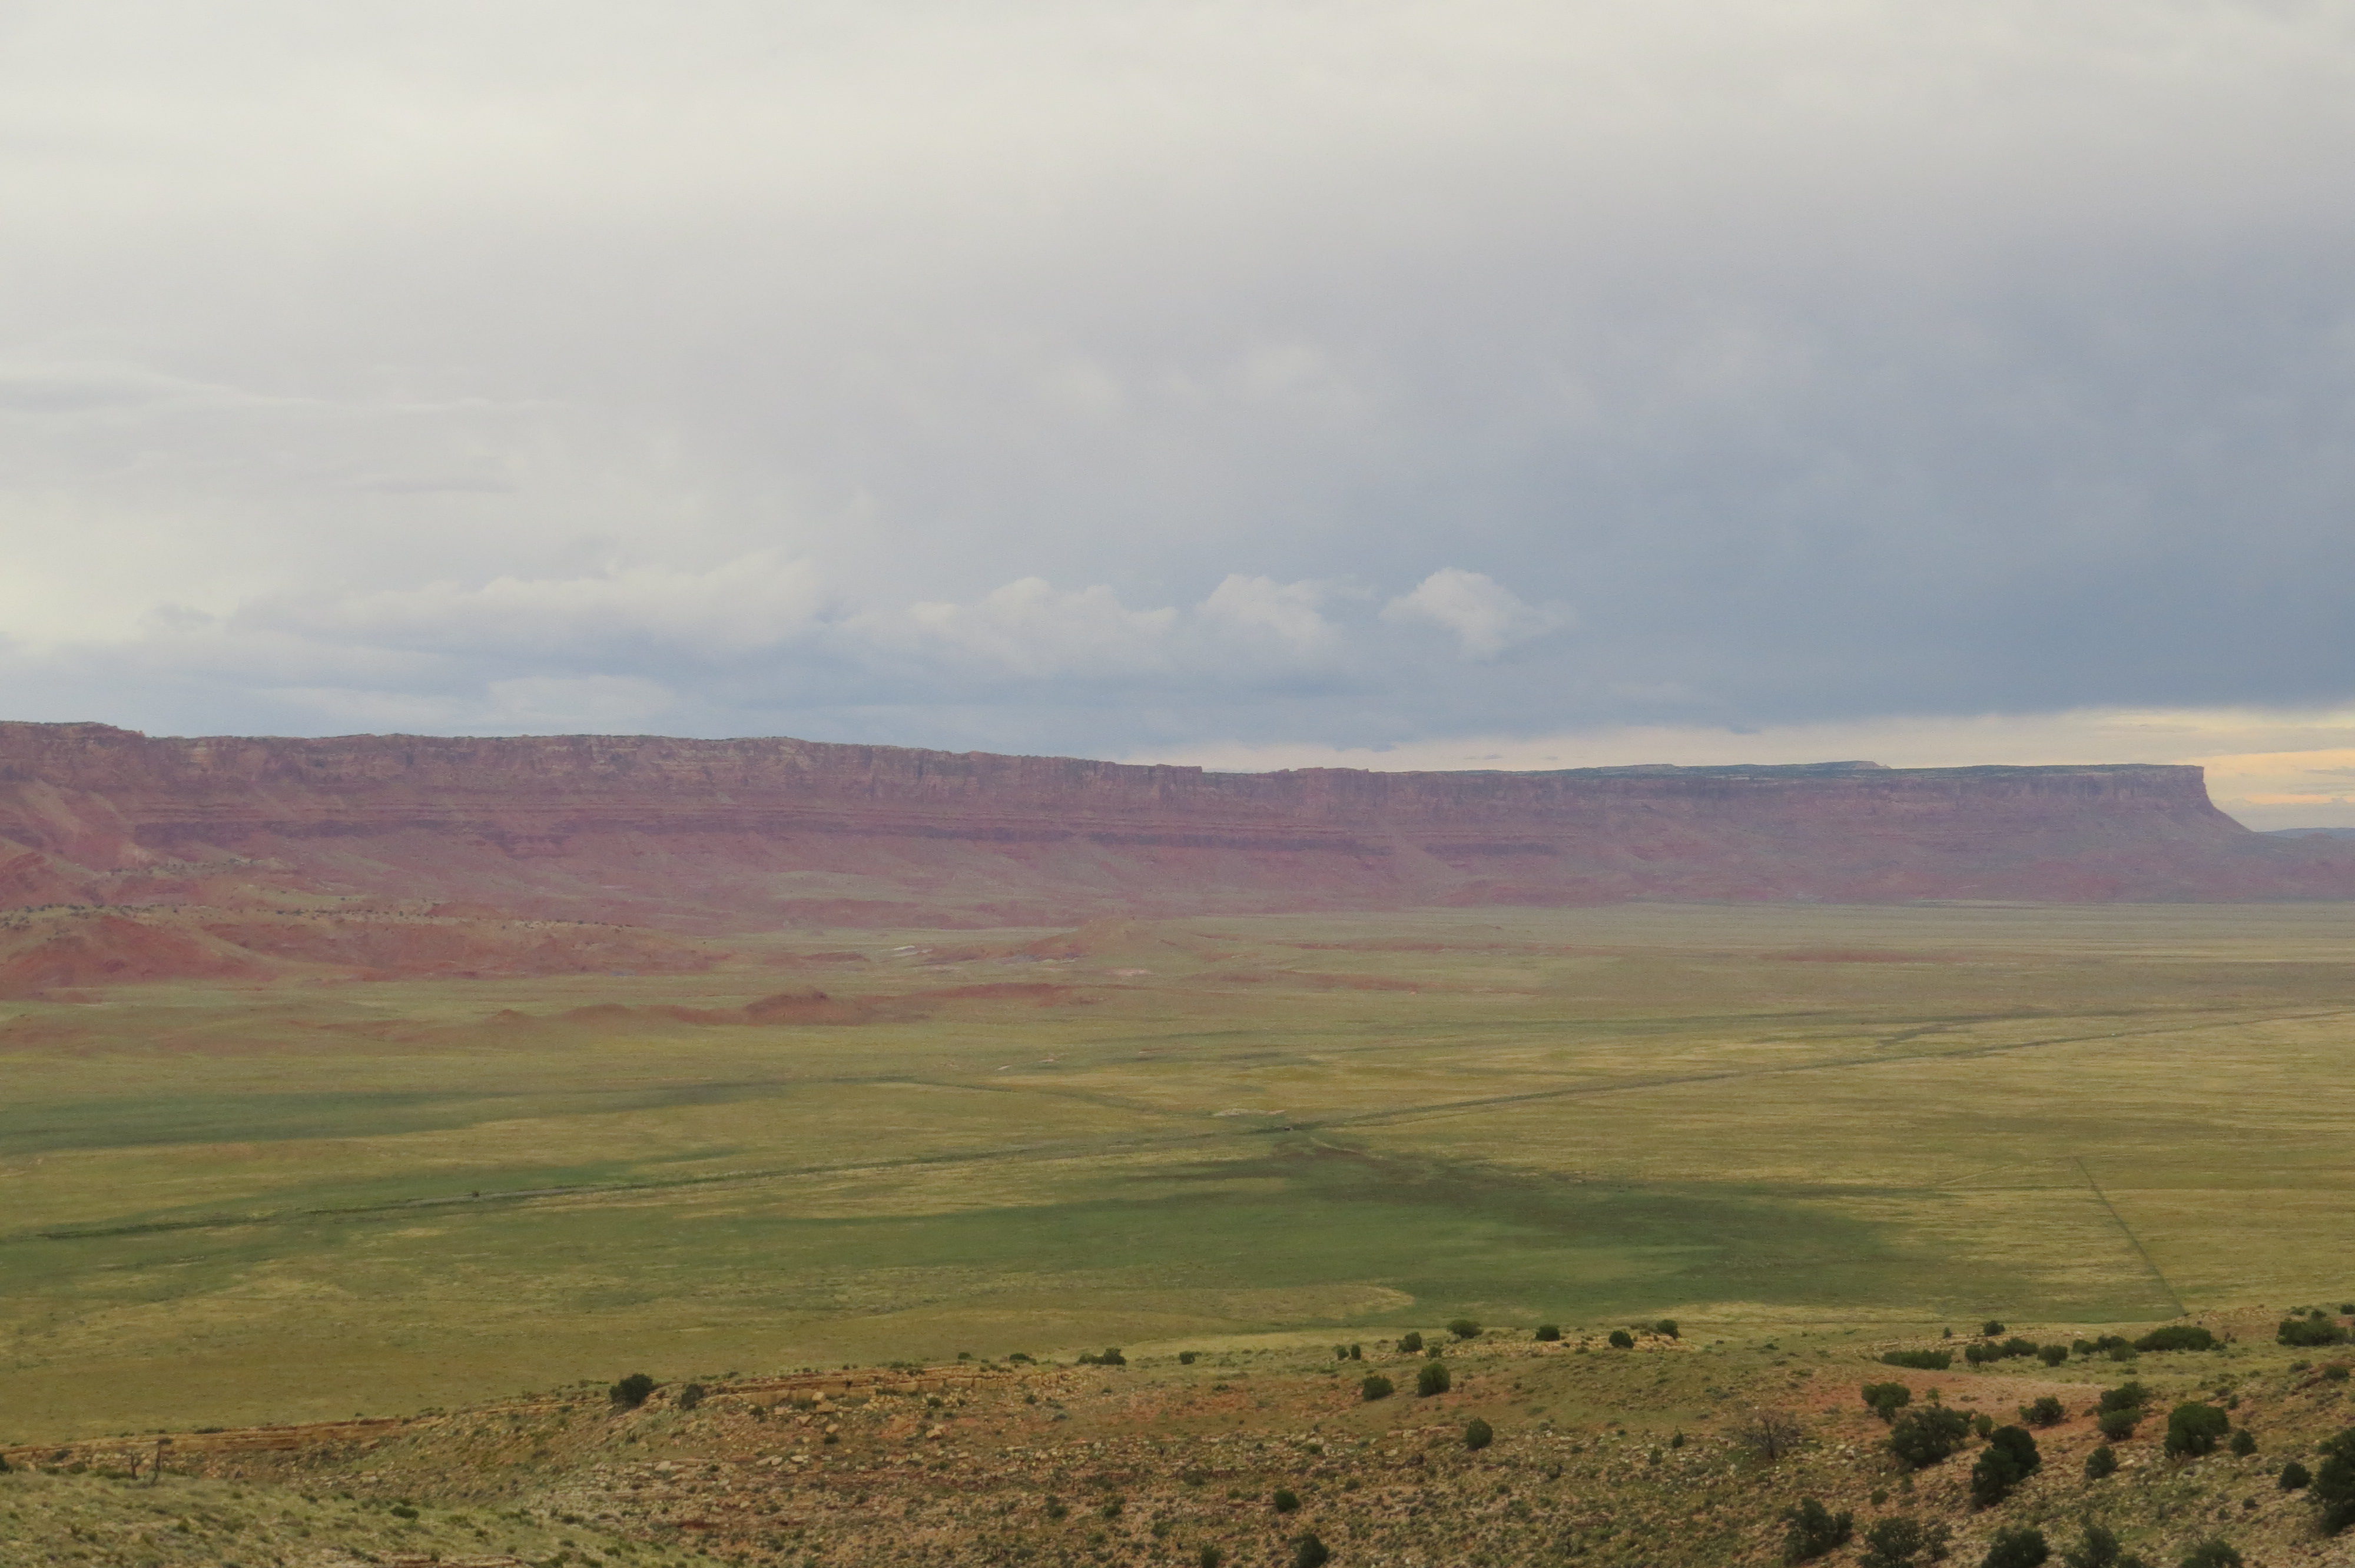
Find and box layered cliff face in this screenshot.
[1,721,2348,935]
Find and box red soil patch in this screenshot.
[0,913,267,996]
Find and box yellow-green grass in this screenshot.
[5,903,2354,1441]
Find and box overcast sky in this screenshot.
[4,2,2354,822]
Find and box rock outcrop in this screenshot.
[2,721,2349,931]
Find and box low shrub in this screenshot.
[1464,1417,1494,1451]
[1888,1406,1971,1469]
[2229,1429,2256,1457]
[2020,1396,2065,1428]
[2175,1541,2241,1568]
[1983,1320,2008,1337]
[1534,1324,1561,1342]
[1856,1515,1951,1568]
[1447,1317,1481,1340]
[2134,1325,2218,1353]
[1861,1381,1913,1422]
[1881,1349,1952,1371]
[2278,1459,2309,1490]
[2279,1318,2351,1348]
[1360,1374,1394,1401]
[2059,1521,2144,1568]
[1397,1331,1423,1353]
[2084,1444,2119,1480]
[1779,1498,1853,1563]
[1608,1330,1635,1350]
[1272,1487,1299,1513]
[2099,1381,2150,1413]
[1292,1534,1330,1568]
[2313,1424,2355,1535]
[2327,1364,2351,1383]
[1982,1524,2049,1568]
[1178,1351,1198,1364]
[2038,1343,2069,1367]
[1970,1426,2042,1507]
[2164,1402,2230,1459]
[675,1383,705,1411]
[609,1373,656,1409]
[1416,1361,1451,1397]
[1654,1318,1680,1338]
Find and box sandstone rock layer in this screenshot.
[4,721,2350,932]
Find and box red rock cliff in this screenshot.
[1,722,2344,928]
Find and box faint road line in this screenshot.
[2074,1155,2185,1316]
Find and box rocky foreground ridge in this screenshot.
[2,722,2350,932]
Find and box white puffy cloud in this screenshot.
[1381,569,1565,660]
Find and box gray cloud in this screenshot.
[1,1,2351,754]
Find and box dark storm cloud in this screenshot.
[0,0,2350,753]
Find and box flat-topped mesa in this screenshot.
[0,722,2343,928]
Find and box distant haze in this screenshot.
[4,3,2354,824]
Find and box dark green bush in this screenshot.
[1608,1330,1635,1350]
[609,1373,656,1409]
[1983,1320,2007,1337]
[1198,1547,1222,1568]
[676,1382,705,1411]
[2278,1459,2309,1490]
[1779,1498,1853,1563]
[1178,1351,1198,1364]
[1397,1331,1423,1353]
[2229,1429,2256,1457]
[1881,1349,1952,1371]
[1272,1487,1299,1513]
[1360,1374,1394,1401]
[1973,1412,1996,1439]
[1888,1406,1972,1469]
[1965,1342,1997,1367]
[2099,1409,2140,1440]
[1982,1524,2049,1568]
[2058,1521,2144,1568]
[2038,1343,2069,1367]
[2000,1336,2040,1360]
[2084,1444,2119,1480]
[2099,1381,2150,1413]
[2313,1425,2355,1535]
[1534,1324,1561,1342]
[1861,1381,1913,1422]
[2327,1364,2351,1383]
[2020,1396,2064,1428]
[1970,1426,2042,1507]
[1464,1417,1494,1451]
[2279,1318,2350,1347]
[1856,1515,1951,1568]
[1347,1343,1362,1360]
[1654,1318,1680,1338]
[1097,1347,1126,1366]
[2164,1403,2230,1459]
[1417,1361,1451,1397]
[1292,1534,1329,1568]
[1447,1317,1480,1340]
[2134,1326,2217,1353]
[2175,1541,2241,1568]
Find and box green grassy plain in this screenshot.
[5,903,2353,1442]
